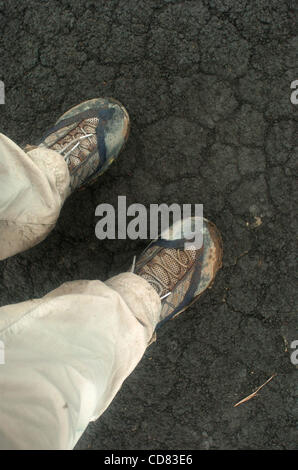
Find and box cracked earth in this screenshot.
[0,0,297,450]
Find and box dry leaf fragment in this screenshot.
[234,374,276,408]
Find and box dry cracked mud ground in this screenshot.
[0,0,297,450]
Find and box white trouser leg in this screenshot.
[0,272,161,449]
[0,133,71,260]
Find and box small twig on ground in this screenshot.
[234,374,277,408]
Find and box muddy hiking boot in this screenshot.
[24,98,130,191]
[134,217,223,330]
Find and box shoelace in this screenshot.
[56,130,93,164]
[130,255,170,299]
[131,249,194,300]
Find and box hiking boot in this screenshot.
[134,217,223,330]
[25,98,130,191]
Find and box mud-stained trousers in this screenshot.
[0,134,161,449]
